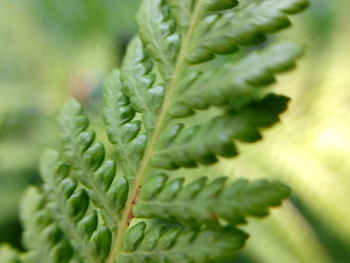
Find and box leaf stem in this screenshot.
[107,1,205,262]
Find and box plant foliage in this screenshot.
[0,0,308,262]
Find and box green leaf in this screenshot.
[39,149,110,263]
[187,0,308,64]
[153,94,289,169]
[20,187,79,263]
[170,42,303,116]
[12,0,308,262]
[137,0,181,80]
[203,0,239,12]
[118,222,248,263]
[59,99,129,229]
[165,0,194,30]
[103,70,147,181]
[91,225,113,261]
[135,175,291,227]
[121,37,164,133]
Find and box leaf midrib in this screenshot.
[106,1,206,262]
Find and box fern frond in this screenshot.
[153,94,289,169]
[59,100,129,229]
[40,149,112,262]
[10,0,309,262]
[118,222,248,263]
[103,0,306,260]
[135,175,290,227]
[121,37,164,133]
[20,187,79,263]
[187,0,308,64]
[171,42,303,115]
[137,0,180,80]
[103,70,148,181]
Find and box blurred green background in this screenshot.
[0,0,349,262]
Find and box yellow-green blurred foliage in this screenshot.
[0,0,349,262]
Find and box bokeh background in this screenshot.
[0,0,349,262]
